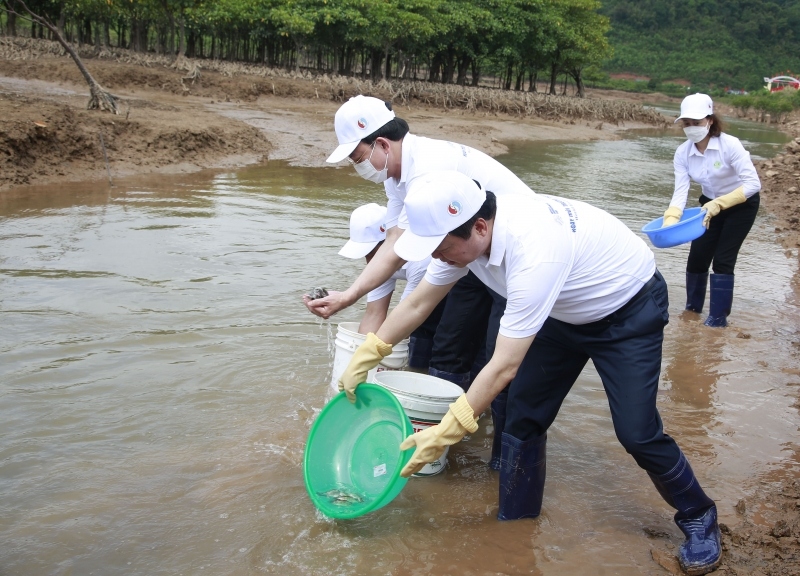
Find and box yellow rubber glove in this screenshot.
[702,186,746,228]
[399,394,479,477]
[662,206,683,227]
[338,333,392,403]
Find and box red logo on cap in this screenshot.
[379,225,385,232]
[448,201,462,216]
[357,117,367,129]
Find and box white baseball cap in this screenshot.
[338,203,388,259]
[675,93,714,123]
[395,171,486,262]
[326,96,396,163]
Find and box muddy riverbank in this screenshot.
[1,43,800,575]
[0,38,666,191]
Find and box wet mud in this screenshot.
[1,41,800,575]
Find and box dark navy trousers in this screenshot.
[429,270,493,374]
[504,270,682,476]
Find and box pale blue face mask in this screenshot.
[683,123,710,143]
[352,143,389,183]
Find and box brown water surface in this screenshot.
[1,122,799,575]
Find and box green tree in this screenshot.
[556,0,611,97]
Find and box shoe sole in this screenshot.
[679,556,721,575]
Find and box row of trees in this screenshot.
[0,0,611,96]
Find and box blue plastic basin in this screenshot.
[641,207,706,248]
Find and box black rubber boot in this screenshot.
[648,451,721,575]
[685,271,708,313]
[497,432,546,520]
[488,391,508,471]
[704,273,734,327]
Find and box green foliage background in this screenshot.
[598,0,800,91]
[1,0,799,97]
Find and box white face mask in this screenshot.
[353,143,389,183]
[683,123,710,143]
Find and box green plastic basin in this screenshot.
[304,383,413,519]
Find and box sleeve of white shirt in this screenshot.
[500,261,569,338]
[397,206,409,230]
[367,277,397,303]
[669,143,691,209]
[726,136,762,198]
[400,257,430,300]
[424,258,469,286]
[384,182,404,229]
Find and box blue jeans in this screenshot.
[504,271,682,475]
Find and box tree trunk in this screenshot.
[130,18,140,51]
[80,18,90,45]
[528,70,537,92]
[361,50,366,79]
[347,47,355,75]
[456,55,469,86]
[548,61,558,95]
[571,69,585,98]
[398,54,408,79]
[428,53,442,82]
[187,27,196,58]
[179,17,186,58]
[155,23,165,54]
[504,61,513,90]
[442,48,456,84]
[293,37,302,73]
[471,59,480,87]
[10,0,118,114]
[58,8,67,39]
[5,5,16,36]
[94,16,102,49]
[370,49,383,82]
[515,66,524,91]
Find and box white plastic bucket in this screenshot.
[372,371,464,476]
[330,322,409,393]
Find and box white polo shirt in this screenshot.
[367,256,431,303]
[383,134,536,229]
[424,195,656,338]
[669,133,761,209]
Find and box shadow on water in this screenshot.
[0,116,798,574]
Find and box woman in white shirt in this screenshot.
[663,93,761,327]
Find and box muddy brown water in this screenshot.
[1,117,798,575]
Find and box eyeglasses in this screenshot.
[347,143,375,165]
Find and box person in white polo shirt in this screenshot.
[662,93,761,327]
[338,171,721,576]
[338,203,444,368]
[305,95,537,469]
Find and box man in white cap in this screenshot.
[305,95,536,468]
[338,203,444,369]
[337,171,722,576]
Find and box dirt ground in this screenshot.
[1,50,800,574]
